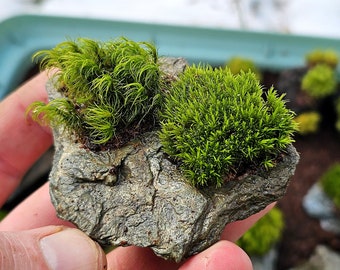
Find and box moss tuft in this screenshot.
[294,111,321,135]
[320,163,340,208]
[226,57,262,81]
[28,37,162,145]
[301,64,337,99]
[305,49,339,68]
[237,207,284,256]
[159,65,297,187]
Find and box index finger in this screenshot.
[0,72,53,206]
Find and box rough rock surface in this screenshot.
[290,245,340,270]
[47,58,300,262]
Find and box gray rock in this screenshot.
[290,245,340,270]
[303,183,340,234]
[251,247,278,270]
[47,58,300,262]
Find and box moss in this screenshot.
[28,37,162,145]
[301,64,337,99]
[294,111,321,135]
[159,65,297,187]
[320,163,340,208]
[226,57,262,81]
[237,207,284,256]
[305,49,339,68]
[28,38,297,188]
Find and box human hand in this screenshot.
[0,72,272,269]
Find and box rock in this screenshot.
[46,58,300,262]
[303,183,340,234]
[251,247,278,270]
[290,245,340,270]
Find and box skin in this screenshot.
[0,72,274,269]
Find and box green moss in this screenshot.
[159,65,297,187]
[301,64,337,99]
[294,111,321,135]
[305,49,339,68]
[28,38,297,188]
[237,207,284,256]
[320,163,340,208]
[226,57,262,81]
[28,37,162,145]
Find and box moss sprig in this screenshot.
[28,37,162,145]
[159,65,297,187]
[294,111,321,135]
[301,64,337,99]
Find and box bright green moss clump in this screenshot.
[237,207,284,256]
[159,65,297,187]
[305,49,339,68]
[226,57,262,81]
[301,64,337,99]
[28,37,161,145]
[320,163,340,208]
[28,38,297,188]
[294,111,321,135]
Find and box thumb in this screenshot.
[0,226,107,270]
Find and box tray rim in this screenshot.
[1,14,340,99]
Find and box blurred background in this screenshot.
[1,0,340,38]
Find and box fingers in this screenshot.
[221,202,276,242]
[0,182,73,231]
[0,72,53,206]
[179,240,252,270]
[105,240,252,270]
[0,226,107,270]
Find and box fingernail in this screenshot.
[40,228,106,270]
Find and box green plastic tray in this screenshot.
[1,14,340,99]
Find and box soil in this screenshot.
[262,70,340,269]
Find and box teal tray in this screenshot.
[1,14,340,99]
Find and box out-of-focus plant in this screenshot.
[226,57,262,81]
[301,64,337,99]
[159,65,297,187]
[237,207,284,256]
[320,163,340,208]
[305,49,339,69]
[294,111,321,135]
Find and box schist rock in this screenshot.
[47,58,300,262]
